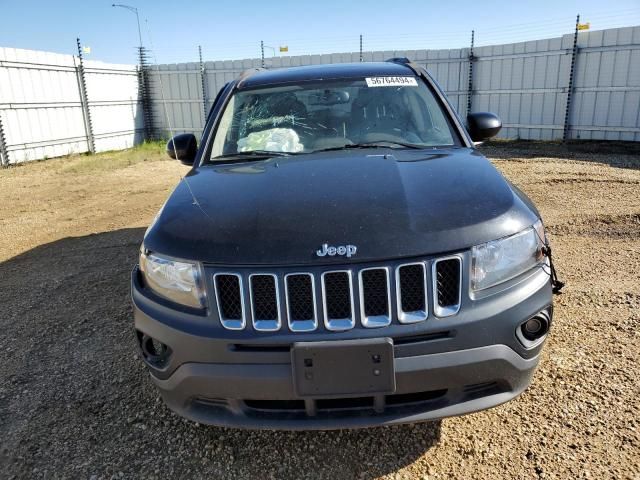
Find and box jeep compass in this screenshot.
[131,59,558,429]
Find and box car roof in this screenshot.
[237,61,416,89]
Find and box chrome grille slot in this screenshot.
[321,271,355,331]
[285,273,317,332]
[432,257,462,317]
[396,263,427,323]
[359,267,391,328]
[214,273,245,330]
[249,274,281,331]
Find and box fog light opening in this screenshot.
[517,311,550,348]
[150,337,167,356]
[140,334,171,367]
[522,317,545,340]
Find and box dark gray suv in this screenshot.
[131,59,559,430]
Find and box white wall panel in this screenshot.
[0,48,145,163]
[0,47,88,162]
[568,26,640,140]
[84,60,142,152]
[1,26,639,165]
[148,26,639,142]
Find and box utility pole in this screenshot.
[76,37,95,154]
[563,14,580,142]
[261,40,265,68]
[359,34,363,62]
[0,112,9,166]
[466,30,475,118]
[113,4,151,141]
[199,45,208,123]
[137,46,154,141]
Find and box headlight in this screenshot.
[139,251,206,308]
[471,221,545,291]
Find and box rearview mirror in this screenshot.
[467,112,502,142]
[308,90,350,106]
[167,133,198,165]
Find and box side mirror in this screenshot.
[167,133,197,165]
[467,112,502,142]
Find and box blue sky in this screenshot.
[1,0,639,64]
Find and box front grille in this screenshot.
[462,381,507,400]
[249,274,280,331]
[432,257,462,317]
[359,268,391,327]
[211,255,463,332]
[285,273,317,332]
[242,389,448,416]
[214,273,245,330]
[322,271,354,331]
[396,263,427,323]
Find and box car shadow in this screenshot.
[0,228,440,479]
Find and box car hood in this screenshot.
[143,148,539,265]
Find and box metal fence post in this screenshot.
[138,46,155,141]
[261,41,265,68]
[199,45,208,124]
[563,15,580,142]
[75,37,95,154]
[360,35,363,62]
[466,30,475,118]
[0,112,9,166]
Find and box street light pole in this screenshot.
[113,4,151,141]
[112,3,143,48]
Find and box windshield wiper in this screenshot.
[312,141,427,153]
[211,150,300,162]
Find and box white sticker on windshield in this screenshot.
[365,76,418,87]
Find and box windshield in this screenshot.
[209,77,460,161]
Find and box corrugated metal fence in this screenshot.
[0,47,143,164]
[1,26,639,165]
[152,26,640,143]
[150,50,473,138]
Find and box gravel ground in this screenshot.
[0,142,638,479]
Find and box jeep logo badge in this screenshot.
[316,243,357,258]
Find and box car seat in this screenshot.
[349,89,420,143]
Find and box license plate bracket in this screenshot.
[292,338,395,397]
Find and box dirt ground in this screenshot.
[0,142,638,479]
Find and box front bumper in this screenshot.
[132,264,552,430]
[151,344,538,430]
